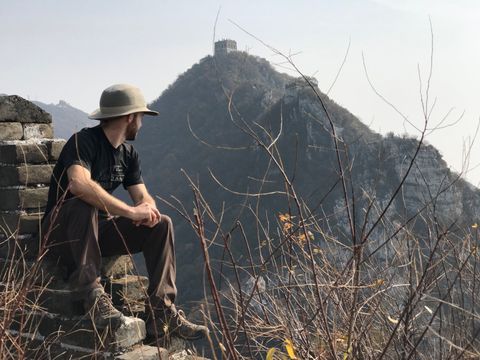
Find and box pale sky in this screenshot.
[2,0,480,185]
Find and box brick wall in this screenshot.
[0,95,65,243]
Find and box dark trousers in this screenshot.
[41,197,177,310]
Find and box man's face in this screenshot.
[126,113,144,141]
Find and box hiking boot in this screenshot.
[146,307,209,340]
[84,287,124,328]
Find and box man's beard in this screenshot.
[126,122,138,141]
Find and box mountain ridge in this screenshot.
[132,51,480,302]
[33,99,91,139]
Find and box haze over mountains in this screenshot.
[33,100,91,139]
[15,50,480,304]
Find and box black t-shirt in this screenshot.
[45,125,144,217]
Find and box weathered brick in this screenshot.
[0,234,38,260]
[0,164,53,186]
[0,142,49,164]
[0,95,52,123]
[102,255,135,279]
[115,345,167,359]
[23,123,53,140]
[46,139,66,160]
[0,122,23,140]
[12,312,146,352]
[106,275,148,313]
[0,187,49,210]
[0,212,43,235]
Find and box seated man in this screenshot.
[41,84,208,340]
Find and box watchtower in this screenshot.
[214,39,237,56]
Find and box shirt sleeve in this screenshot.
[61,130,96,172]
[123,146,144,188]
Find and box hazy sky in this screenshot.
[2,0,480,185]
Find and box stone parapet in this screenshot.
[0,95,62,240]
[0,95,52,123]
[0,122,53,141]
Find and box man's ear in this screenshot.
[126,114,135,123]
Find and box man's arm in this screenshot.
[68,165,158,222]
[127,183,156,207]
[127,183,161,227]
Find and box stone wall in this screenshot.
[0,95,65,253]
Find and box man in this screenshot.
[42,84,208,340]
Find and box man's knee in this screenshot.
[159,214,173,228]
[151,214,174,238]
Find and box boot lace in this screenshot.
[95,292,118,317]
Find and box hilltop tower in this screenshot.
[214,39,237,56]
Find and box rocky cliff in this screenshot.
[133,51,480,303]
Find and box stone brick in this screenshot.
[102,255,135,279]
[0,164,53,186]
[0,234,38,259]
[115,345,167,359]
[23,123,53,140]
[12,312,146,352]
[0,212,43,235]
[0,122,23,140]
[33,288,84,317]
[114,317,147,350]
[0,142,49,164]
[0,187,49,210]
[46,139,66,160]
[0,95,51,123]
[106,275,149,314]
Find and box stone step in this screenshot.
[32,287,85,317]
[118,345,210,360]
[30,276,149,317]
[0,257,148,317]
[6,331,168,359]
[102,255,135,279]
[30,276,150,317]
[146,336,210,360]
[105,274,149,315]
[11,310,146,353]
[6,331,205,360]
[115,345,167,359]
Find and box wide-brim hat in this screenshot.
[88,84,158,120]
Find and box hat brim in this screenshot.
[88,106,159,120]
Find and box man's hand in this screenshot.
[130,202,161,228]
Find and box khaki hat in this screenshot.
[88,84,158,120]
